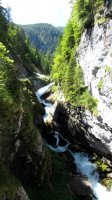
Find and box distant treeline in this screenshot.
[20,23,64,54]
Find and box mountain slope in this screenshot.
[20,23,64,54]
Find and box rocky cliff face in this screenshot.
[54,103,112,162]
[53,5,112,162]
[76,6,112,159]
[0,76,52,199]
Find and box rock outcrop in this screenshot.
[76,7,112,160]
[0,77,52,199]
[1,187,30,200]
[69,175,93,200]
[54,103,112,161]
[53,4,112,162]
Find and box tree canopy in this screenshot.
[21,23,64,54]
[51,0,104,112]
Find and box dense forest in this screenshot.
[0,10,45,74]
[51,0,104,113]
[20,23,63,54]
[20,23,64,74]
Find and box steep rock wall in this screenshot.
[0,77,52,199]
[77,11,112,158]
[53,6,112,161]
[54,103,112,161]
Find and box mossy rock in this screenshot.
[101,177,112,191]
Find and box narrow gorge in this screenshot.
[0,0,112,200]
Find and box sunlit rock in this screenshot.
[77,17,112,158]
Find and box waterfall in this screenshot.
[36,80,112,200]
[36,82,55,122]
[36,82,54,102]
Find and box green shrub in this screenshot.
[98,79,103,90]
[95,17,107,24]
[105,65,112,73]
[0,42,21,134]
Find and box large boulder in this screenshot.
[54,103,112,161]
[68,175,93,200]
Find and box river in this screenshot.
[36,81,112,200]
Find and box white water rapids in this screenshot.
[36,81,112,200]
[72,152,112,200]
[36,82,55,121]
[36,82,54,102]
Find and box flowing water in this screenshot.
[36,82,54,102]
[36,82,54,121]
[72,152,112,200]
[36,81,112,200]
[46,131,70,152]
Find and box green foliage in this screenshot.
[96,158,110,172]
[51,0,102,112]
[94,0,104,7]
[22,108,41,151]
[93,153,111,173]
[0,4,46,158]
[21,23,63,54]
[104,65,112,80]
[0,42,21,134]
[104,65,112,79]
[0,5,9,42]
[98,79,103,90]
[0,4,57,199]
[101,178,112,191]
[62,63,98,113]
[0,163,20,199]
[95,17,107,24]
[40,53,52,74]
[104,65,112,73]
[7,23,42,75]
[20,78,43,151]
[20,23,64,74]
[0,5,46,75]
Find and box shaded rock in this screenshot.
[41,91,51,99]
[44,131,58,146]
[13,187,30,200]
[11,135,52,187]
[62,151,77,174]
[33,77,47,92]
[54,103,112,161]
[1,186,30,200]
[0,79,52,188]
[68,143,85,153]
[69,175,93,200]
